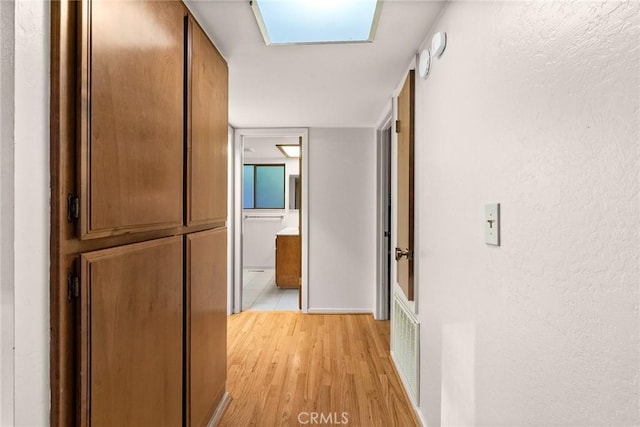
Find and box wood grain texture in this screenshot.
[186,228,227,427]
[51,2,229,425]
[80,237,183,426]
[220,312,419,427]
[187,16,228,226]
[396,70,415,301]
[80,0,185,238]
[50,1,79,425]
[275,235,301,288]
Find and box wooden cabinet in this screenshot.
[186,17,228,226]
[79,0,185,239]
[79,237,183,426]
[50,2,229,425]
[275,234,301,288]
[186,228,227,426]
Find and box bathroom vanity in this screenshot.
[275,227,301,288]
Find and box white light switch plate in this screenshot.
[485,203,500,246]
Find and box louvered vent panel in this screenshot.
[391,293,420,405]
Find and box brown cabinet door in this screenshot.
[79,236,183,426]
[275,235,301,288]
[186,228,227,426]
[79,0,185,239]
[186,17,228,226]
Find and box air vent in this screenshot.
[391,293,420,405]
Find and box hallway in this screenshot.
[220,312,418,426]
[2,0,638,424]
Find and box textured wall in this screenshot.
[11,1,50,425]
[0,1,15,426]
[308,128,376,312]
[413,1,640,426]
[0,1,15,424]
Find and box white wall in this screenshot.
[0,1,15,423]
[307,128,376,313]
[242,157,299,269]
[411,2,639,426]
[0,1,50,425]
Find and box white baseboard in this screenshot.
[207,391,232,427]
[416,406,428,427]
[306,308,373,314]
[390,352,427,427]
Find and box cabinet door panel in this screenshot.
[186,228,227,426]
[80,0,185,239]
[276,235,301,288]
[79,236,183,426]
[187,17,228,226]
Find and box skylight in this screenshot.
[251,0,382,45]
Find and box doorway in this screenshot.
[231,129,309,314]
[376,117,393,320]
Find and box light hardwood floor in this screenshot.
[219,312,419,426]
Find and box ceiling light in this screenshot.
[431,32,447,58]
[276,144,301,158]
[418,48,431,79]
[251,0,382,45]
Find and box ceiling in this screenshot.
[185,0,445,128]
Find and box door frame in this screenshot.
[391,68,419,314]
[375,113,393,320]
[230,128,309,314]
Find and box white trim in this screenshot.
[374,109,393,321]
[301,131,309,314]
[376,100,393,131]
[306,308,373,314]
[227,126,235,315]
[249,0,383,47]
[232,128,309,314]
[232,131,243,313]
[390,352,426,427]
[206,391,232,427]
[411,64,420,316]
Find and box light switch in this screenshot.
[485,203,500,246]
